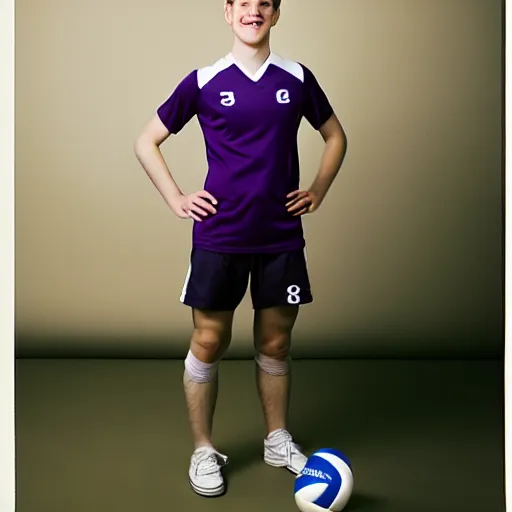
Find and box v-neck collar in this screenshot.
[225,52,277,82]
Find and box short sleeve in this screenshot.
[156,70,199,134]
[301,64,334,130]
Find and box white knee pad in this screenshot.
[184,350,220,383]
[255,352,291,376]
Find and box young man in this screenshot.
[134,0,347,498]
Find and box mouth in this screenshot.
[241,19,264,28]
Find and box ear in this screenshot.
[271,8,280,26]
[224,1,234,25]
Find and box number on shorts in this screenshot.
[287,285,301,305]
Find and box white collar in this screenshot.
[225,52,278,82]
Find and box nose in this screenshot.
[248,1,261,15]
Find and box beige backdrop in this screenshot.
[15,0,503,358]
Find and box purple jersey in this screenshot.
[157,53,333,254]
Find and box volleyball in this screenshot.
[294,448,353,512]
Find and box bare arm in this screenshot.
[308,112,347,205]
[287,112,347,215]
[133,115,184,213]
[134,115,217,220]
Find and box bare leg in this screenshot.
[253,305,299,436]
[184,309,234,449]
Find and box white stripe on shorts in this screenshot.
[303,247,312,295]
[180,263,192,303]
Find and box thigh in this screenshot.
[250,248,313,310]
[253,305,299,354]
[180,248,251,311]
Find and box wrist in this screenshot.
[168,191,185,209]
[308,187,325,203]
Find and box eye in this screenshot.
[260,1,271,6]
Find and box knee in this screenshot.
[192,327,231,363]
[257,334,291,360]
[255,334,291,377]
[185,328,230,384]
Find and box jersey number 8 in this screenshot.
[287,285,301,305]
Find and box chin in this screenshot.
[238,35,267,46]
[234,30,269,46]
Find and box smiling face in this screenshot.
[224,0,281,47]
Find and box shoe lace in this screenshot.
[195,449,228,477]
[271,430,302,465]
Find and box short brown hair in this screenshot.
[226,0,281,9]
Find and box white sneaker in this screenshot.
[263,429,308,475]
[188,446,228,497]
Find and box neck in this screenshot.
[230,37,271,70]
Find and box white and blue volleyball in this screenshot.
[294,448,353,512]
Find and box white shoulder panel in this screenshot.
[197,56,233,89]
[270,54,305,83]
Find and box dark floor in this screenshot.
[15,359,505,512]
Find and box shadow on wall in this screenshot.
[14,0,503,363]
[14,332,502,359]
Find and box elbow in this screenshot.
[341,130,347,154]
[336,123,347,146]
[133,133,143,157]
[329,129,346,154]
[327,130,347,164]
[134,133,153,159]
[335,127,347,155]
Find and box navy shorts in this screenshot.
[180,248,313,311]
